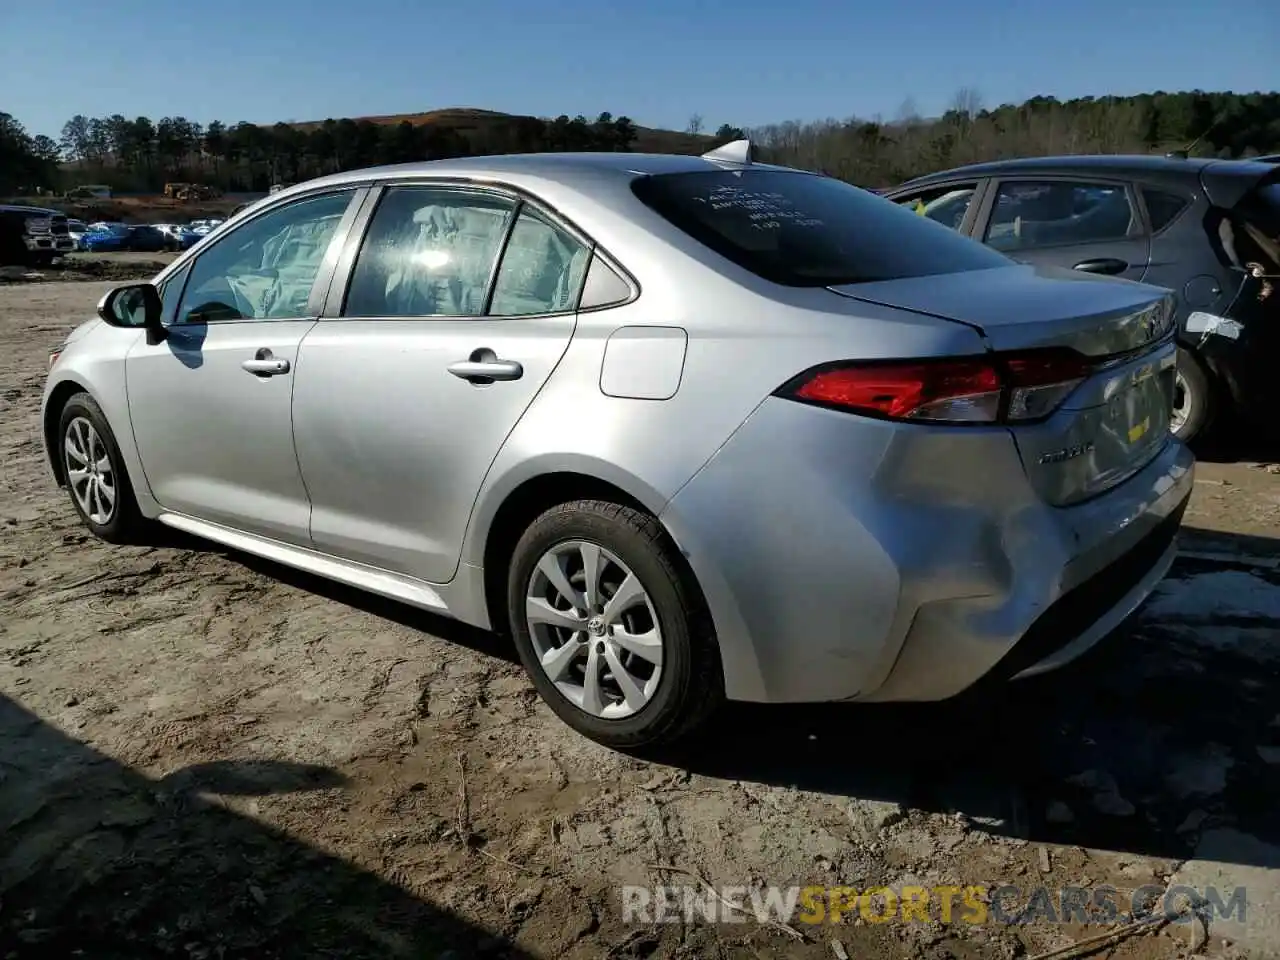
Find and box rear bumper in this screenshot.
[660,396,1194,704]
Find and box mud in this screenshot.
[1,280,1278,959]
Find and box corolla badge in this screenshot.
[1038,441,1095,465]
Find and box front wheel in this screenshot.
[507,500,723,750]
[58,392,148,543]
[1171,345,1216,444]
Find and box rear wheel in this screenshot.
[506,500,722,750]
[58,392,148,544]
[1171,345,1216,444]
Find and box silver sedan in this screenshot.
[41,143,1193,748]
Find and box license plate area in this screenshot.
[1012,343,1175,506]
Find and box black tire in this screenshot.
[506,500,723,750]
[1172,345,1216,444]
[57,392,149,544]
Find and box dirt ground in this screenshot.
[1,272,1279,959]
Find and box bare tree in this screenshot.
[894,98,922,126]
[686,114,704,136]
[950,87,984,121]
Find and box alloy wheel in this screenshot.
[64,416,116,525]
[524,539,665,719]
[1171,370,1192,435]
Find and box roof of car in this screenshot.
[899,153,1276,186]
[0,204,64,216]
[892,153,1278,209]
[270,151,803,199]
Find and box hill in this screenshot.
[283,106,714,155]
[11,89,1279,200]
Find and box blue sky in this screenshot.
[2,0,1271,139]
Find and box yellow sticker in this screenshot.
[1128,417,1150,444]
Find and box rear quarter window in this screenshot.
[1141,188,1190,233]
[631,169,1010,287]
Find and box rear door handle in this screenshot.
[448,356,524,383]
[242,348,290,377]
[1073,257,1129,276]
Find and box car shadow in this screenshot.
[1192,417,1280,465]
[149,526,519,667]
[148,523,1280,870]
[658,524,1280,869]
[0,692,535,958]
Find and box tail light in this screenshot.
[776,348,1092,425]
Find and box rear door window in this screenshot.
[631,169,1009,286]
[343,186,515,318]
[488,205,591,316]
[984,181,1137,252]
[1141,189,1190,233]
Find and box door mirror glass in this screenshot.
[97,283,161,329]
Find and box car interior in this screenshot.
[344,195,589,318]
[987,185,1135,250]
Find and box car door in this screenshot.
[291,182,592,583]
[125,187,363,546]
[885,180,987,235]
[975,177,1151,281]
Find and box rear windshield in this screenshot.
[631,169,1011,286]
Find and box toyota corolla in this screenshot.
[42,143,1193,749]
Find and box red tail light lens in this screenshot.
[779,349,1091,425]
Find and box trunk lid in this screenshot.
[828,263,1178,506]
[828,263,1173,356]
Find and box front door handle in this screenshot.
[242,348,290,377]
[1073,257,1129,275]
[448,349,523,383]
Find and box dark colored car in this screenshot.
[883,155,1280,443]
[125,225,170,252]
[81,224,131,252]
[0,204,76,267]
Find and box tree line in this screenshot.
[3,89,1279,197]
[749,90,1280,186]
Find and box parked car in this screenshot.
[43,146,1192,748]
[80,223,131,253]
[171,226,202,250]
[186,218,224,238]
[125,225,171,253]
[883,155,1280,442]
[66,219,91,250]
[0,204,75,266]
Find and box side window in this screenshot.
[895,184,979,231]
[488,206,591,316]
[579,254,634,310]
[175,191,352,324]
[985,181,1135,252]
[1142,188,1190,233]
[343,186,515,318]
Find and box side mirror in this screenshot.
[97,283,166,345]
